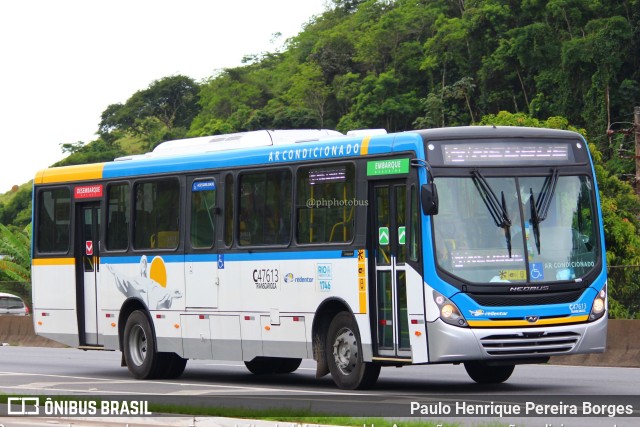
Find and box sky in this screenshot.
[0,0,328,193]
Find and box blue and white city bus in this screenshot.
[31,126,607,389]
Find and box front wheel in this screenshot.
[123,310,161,379]
[464,361,515,384]
[326,311,380,389]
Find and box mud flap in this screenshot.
[314,332,329,378]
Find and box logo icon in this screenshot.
[529,263,544,280]
[378,227,389,245]
[525,315,539,323]
[469,309,484,317]
[284,273,294,283]
[569,303,587,313]
[8,397,40,415]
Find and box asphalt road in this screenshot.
[0,346,639,426]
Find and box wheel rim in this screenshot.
[128,324,147,366]
[332,327,358,376]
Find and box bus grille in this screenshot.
[469,290,585,307]
[480,331,580,356]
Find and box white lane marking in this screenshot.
[0,371,376,396]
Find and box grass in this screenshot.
[0,395,521,427]
[0,395,469,426]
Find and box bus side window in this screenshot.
[37,188,71,253]
[190,180,216,249]
[106,183,130,251]
[238,170,291,246]
[296,163,355,244]
[134,179,180,250]
[224,174,234,247]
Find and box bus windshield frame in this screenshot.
[426,137,601,290]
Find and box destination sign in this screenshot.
[442,142,571,166]
[367,158,410,176]
[74,184,103,199]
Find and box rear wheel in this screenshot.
[464,361,515,384]
[326,311,380,389]
[244,357,302,374]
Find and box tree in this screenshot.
[98,75,200,148]
[0,186,32,229]
[338,69,420,132]
[561,16,633,141]
[285,63,331,127]
[414,76,476,128]
[480,23,559,114]
[0,223,32,305]
[54,138,126,167]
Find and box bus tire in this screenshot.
[326,311,380,390]
[464,361,515,384]
[160,353,187,379]
[123,310,162,379]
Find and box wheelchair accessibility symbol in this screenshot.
[529,263,544,281]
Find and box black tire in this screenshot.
[244,357,301,374]
[326,311,381,390]
[160,353,188,379]
[123,310,162,379]
[464,361,515,384]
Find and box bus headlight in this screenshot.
[433,291,467,327]
[589,284,607,321]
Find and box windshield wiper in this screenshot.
[529,168,559,254]
[471,170,512,257]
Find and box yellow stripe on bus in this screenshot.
[360,136,371,155]
[357,249,367,313]
[35,163,105,184]
[32,258,75,266]
[467,315,589,327]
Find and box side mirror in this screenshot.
[421,183,439,215]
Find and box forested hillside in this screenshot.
[1,0,639,316]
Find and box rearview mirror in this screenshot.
[421,183,439,215]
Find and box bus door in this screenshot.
[185,176,219,309]
[76,202,102,346]
[370,180,411,359]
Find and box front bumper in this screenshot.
[426,315,607,363]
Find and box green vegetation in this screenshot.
[1,0,639,316]
[0,222,31,307]
[0,394,461,426]
[147,403,457,427]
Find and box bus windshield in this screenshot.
[433,174,598,284]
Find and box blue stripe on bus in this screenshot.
[102,136,421,179]
[101,250,364,264]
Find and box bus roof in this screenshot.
[415,125,584,141]
[34,128,417,185]
[33,126,584,185]
[117,129,344,160]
